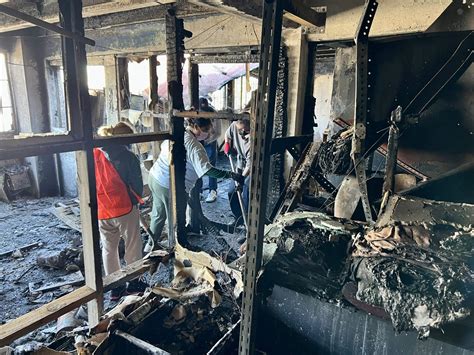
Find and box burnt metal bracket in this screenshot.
[352,0,378,224]
[379,106,401,215]
[270,134,313,154]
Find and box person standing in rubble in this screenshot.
[95,122,147,300]
[198,98,221,203]
[147,117,244,249]
[224,117,251,219]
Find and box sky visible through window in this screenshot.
[0,53,14,132]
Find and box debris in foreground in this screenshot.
[10,246,243,355]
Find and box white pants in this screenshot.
[99,206,142,275]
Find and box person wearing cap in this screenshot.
[94,121,147,300]
[147,117,244,249]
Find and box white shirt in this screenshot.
[150,130,213,192]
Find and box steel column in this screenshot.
[352,0,378,224]
[239,0,284,353]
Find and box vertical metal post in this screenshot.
[380,106,401,213]
[352,0,378,224]
[59,0,103,325]
[166,9,187,247]
[239,1,284,354]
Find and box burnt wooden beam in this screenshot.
[59,0,103,326]
[0,286,96,346]
[188,61,199,109]
[166,9,188,247]
[0,4,95,45]
[117,57,130,112]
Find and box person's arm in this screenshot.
[205,167,244,185]
[224,125,233,154]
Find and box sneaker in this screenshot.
[127,278,148,294]
[110,285,126,301]
[205,190,217,203]
[144,238,154,253]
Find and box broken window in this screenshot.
[0,52,15,133]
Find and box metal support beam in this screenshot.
[59,0,103,327]
[239,1,284,353]
[351,0,378,224]
[283,0,326,28]
[166,9,188,248]
[380,106,401,214]
[0,3,95,46]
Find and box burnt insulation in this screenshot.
[352,225,474,339]
[267,47,288,218]
[316,129,353,175]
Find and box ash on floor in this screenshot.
[0,197,83,323]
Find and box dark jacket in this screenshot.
[101,145,143,205]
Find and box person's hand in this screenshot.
[224,142,231,155]
[231,172,245,186]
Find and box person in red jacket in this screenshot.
[95,122,147,300]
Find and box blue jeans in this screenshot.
[204,141,217,191]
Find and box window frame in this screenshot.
[0,50,17,138]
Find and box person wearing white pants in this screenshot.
[99,205,142,275]
[95,122,148,300]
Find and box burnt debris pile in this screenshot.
[262,212,361,302]
[261,196,474,339]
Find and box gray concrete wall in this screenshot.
[5,34,59,197]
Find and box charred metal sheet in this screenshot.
[400,162,474,204]
[261,285,474,354]
[404,31,473,116]
[376,195,474,230]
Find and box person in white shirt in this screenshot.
[147,117,244,248]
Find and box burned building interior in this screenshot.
[0,0,472,354]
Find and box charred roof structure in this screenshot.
[0,0,472,354]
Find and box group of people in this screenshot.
[93,99,252,299]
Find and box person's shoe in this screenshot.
[205,190,217,203]
[143,238,154,253]
[110,285,126,301]
[126,278,148,294]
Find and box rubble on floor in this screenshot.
[260,195,474,339]
[6,245,243,355]
[261,211,361,302]
[351,195,474,339]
